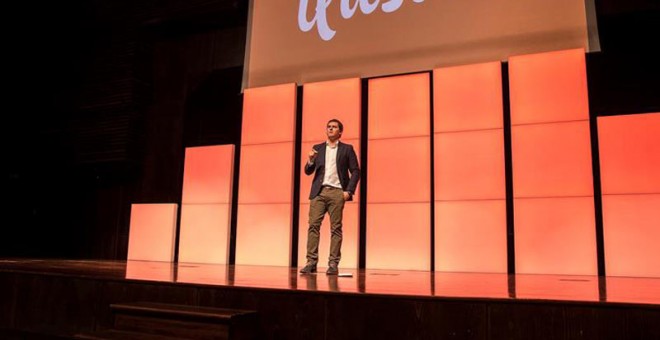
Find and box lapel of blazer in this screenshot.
[336,141,344,166]
[317,142,326,167]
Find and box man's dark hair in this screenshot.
[328,119,344,132]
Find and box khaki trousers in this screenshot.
[305,186,345,266]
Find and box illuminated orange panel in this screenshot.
[366,203,430,271]
[516,274,599,302]
[237,83,296,266]
[509,50,595,276]
[368,137,430,203]
[238,143,294,204]
[125,260,174,282]
[432,62,506,274]
[300,140,360,203]
[515,197,597,275]
[512,122,593,198]
[606,276,660,305]
[178,204,230,264]
[297,203,359,269]
[367,73,430,271]
[435,201,507,273]
[598,113,660,194]
[602,194,660,278]
[433,61,503,132]
[434,130,505,200]
[508,49,589,125]
[301,78,361,142]
[299,80,361,271]
[368,73,430,139]
[181,145,234,204]
[235,204,292,266]
[434,272,508,299]
[127,203,178,262]
[241,83,296,145]
[178,145,234,265]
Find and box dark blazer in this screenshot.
[305,141,360,201]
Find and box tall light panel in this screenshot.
[367,73,431,271]
[509,49,597,275]
[236,84,297,266]
[298,78,361,269]
[433,61,507,273]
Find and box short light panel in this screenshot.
[178,145,234,264]
[127,203,178,262]
[598,113,660,278]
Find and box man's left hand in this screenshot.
[343,192,351,201]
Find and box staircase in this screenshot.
[76,302,257,340]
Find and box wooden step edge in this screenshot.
[75,329,186,340]
[110,302,257,321]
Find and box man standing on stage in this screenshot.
[300,119,360,275]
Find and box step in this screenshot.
[76,329,185,340]
[110,302,256,322]
[110,302,257,340]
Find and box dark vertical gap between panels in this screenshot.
[359,78,369,270]
[173,147,185,264]
[587,52,606,278]
[501,62,516,275]
[228,96,244,265]
[598,276,607,302]
[429,71,436,272]
[585,54,607,278]
[589,108,606,278]
[173,209,182,263]
[508,274,517,299]
[291,85,304,268]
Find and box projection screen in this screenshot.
[244,0,598,88]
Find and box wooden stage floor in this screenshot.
[1,259,659,339]
[1,259,659,305]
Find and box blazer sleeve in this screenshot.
[304,161,316,175]
[304,143,321,176]
[346,145,360,194]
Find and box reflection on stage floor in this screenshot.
[1,259,658,305]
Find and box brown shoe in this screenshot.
[300,264,317,274]
[326,264,338,275]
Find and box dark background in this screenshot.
[3,0,658,260]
